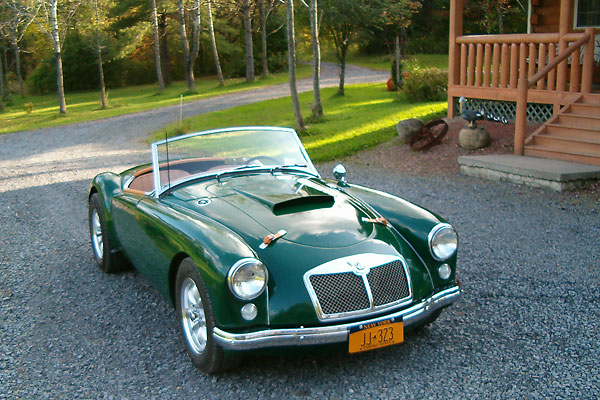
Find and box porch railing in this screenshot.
[453,29,594,97]
[514,28,595,154]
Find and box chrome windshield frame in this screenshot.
[150,126,320,198]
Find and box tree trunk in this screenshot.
[178,0,194,90]
[12,40,24,97]
[338,44,347,96]
[1,48,10,102]
[95,0,106,108]
[158,12,171,85]
[97,47,106,108]
[207,0,224,86]
[394,33,400,89]
[151,0,165,91]
[259,0,269,77]
[50,0,67,114]
[189,0,201,87]
[242,0,254,82]
[310,0,322,117]
[0,51,4,111]
[285,0,304,131]
[497,5,504,34]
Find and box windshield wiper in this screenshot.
[271,164,307,171]
[270,164,316,176]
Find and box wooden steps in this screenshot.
[524,98,600,166]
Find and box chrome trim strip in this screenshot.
[302,253,413,322]
[151,143,161,199]
[212,285,461,350]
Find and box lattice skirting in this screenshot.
[455,99,553,123]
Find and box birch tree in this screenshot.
[285,0,303,131]
[151,0,164,91]
[302,0,322,118]
[206,0,224,85]
[241,0,254,82]
[178,0,200,90]
[0,0,37,97]
[93,0,107,108]
[21,0,81,114]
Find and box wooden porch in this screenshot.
[448,0,600,166]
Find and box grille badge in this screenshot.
[348,261,369,275]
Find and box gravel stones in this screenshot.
[1,68,599,398]
[459,125,491,150]
[396,118,424,143]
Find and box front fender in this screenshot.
[89,172,123,250]
[341,182,458,289]
[136,198,269,331]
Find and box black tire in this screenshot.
[175,258,240,374]
[410,309,443,332]
[88,193,129,273]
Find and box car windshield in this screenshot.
[151,127,317,196]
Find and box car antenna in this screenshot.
[165,131,172,194]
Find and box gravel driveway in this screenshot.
[1,64,599,399]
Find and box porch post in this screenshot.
[556,0,572,93]
[581,28,595,93]
[448,0,464,119]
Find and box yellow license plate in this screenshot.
[348,318,404,354]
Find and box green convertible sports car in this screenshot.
[88,126,461,373]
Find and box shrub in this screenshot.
[402,68,447,102]
[24,102,34,114]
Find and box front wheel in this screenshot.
[88,193,129,273]
[175,258,240,374]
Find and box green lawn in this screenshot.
[319,51,448,72]
[155,83,447,162]
[0,66,310,134]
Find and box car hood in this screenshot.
[174,173,376,248]
[165,173,435,326]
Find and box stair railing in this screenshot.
[514,28,595,155]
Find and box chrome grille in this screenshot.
[368,260,410,306]
[303,253,413,322]
[309,273,370,314]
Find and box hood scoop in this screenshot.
[232,181,334,215]
[272,195,334,215]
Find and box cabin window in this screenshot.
[575,0,600,27]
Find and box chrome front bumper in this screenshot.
[213,285,461,350]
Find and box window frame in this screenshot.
[574,0,600,29]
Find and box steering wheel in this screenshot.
[244,156,279,166]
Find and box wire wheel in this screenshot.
[180,277,208,355]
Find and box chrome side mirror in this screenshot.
[333,164,347,186]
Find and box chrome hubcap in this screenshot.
[181,278,207,354]
[91,209,103,260]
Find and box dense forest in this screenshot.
[0,0,527,111]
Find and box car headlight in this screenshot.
[428,223,458,261]
[228,258,268,300]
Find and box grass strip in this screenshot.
[155,83,447,162]
[0,66,310,135]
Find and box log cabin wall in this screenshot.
[530,0,599,84]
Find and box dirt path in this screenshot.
[0,63,386,193]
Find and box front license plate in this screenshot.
[348,318,403,354]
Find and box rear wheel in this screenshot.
[88,193,129,273]
[175,258,240,374]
